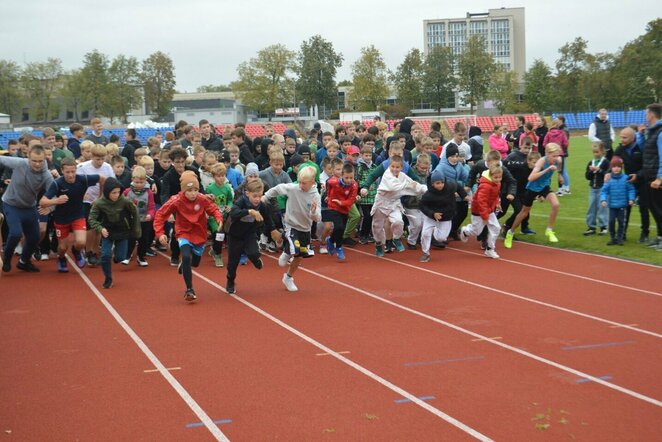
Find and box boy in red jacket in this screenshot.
[324,163,358,261]
[154,171,223,302]
[460,164,503,259]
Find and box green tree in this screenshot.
[348,45,389,111]
[337,80,352,87]
[296,35,343,114]
[457,35,496,114]
[61,69,87,122]
[554,37,592,111]
[0,60,23,119]
[392,48,423,112]
[612,19,662,107]
[21,58,63,121]
[422,46,456,113]
[79,50,111,116]
[142,51,176,119]
[523,59,553,113]
[196,84,233,93]
[490,67,519,115]
[232,44,296,117]
[107,55,143,123]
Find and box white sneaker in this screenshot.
[485,249,500,259]
[137,259,148,267]
[307,245,315,256]
[460,228,469,243]
[278,252,290,267]
[120,259,130,265]
[282,273,298,292]
[319,245,328,254]
[40,254,49,261]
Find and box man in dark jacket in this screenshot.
[614,127,648,242]
[122,128,142,168]
[589,109,616,159]
[639,103,662,249]
[200,119,222,152]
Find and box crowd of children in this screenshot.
[1,110,661,301]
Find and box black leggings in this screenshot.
[180,244,202,290]
[226,235,261,283]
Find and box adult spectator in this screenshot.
[639,103,662,249]
[512,115,526,151]
[0,144,55,272]
[614,127,649,243]
[589,108,616,160]
[534,114,548,154]
[199,119,222,152]
[85,117,109,145]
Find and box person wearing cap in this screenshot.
[88,177,141,289]
[600,156,636,245]
[154,170,223,302]
[419,169,467,262]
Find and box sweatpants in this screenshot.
[2,203,40,264]
[461,213,501,251]
[226,234,261,284]
[420,218,452,254]
[404,208,424,245]
[372,209,403,244]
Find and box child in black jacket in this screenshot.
[225,179,282,294]
[419,170,467,262]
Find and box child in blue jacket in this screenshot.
[600,156,636,245]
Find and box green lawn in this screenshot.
[486,134,662,266]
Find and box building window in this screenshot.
[66,111,74,119]
[427,22,446,48]
[448,21,467,55]
[469,20,487,37]
[81,111,89,119]
[490,19,510,59]
[22,109,29,121]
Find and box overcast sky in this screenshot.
[1,0,659,92]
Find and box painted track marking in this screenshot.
[69,257,229,442]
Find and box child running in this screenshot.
[154,171,223,302]
[88,177,141,288]
[504,143,564,248]
[459,164,503,258]
[225,179,281,294]
[263,166,321,292]
[365,155,427,256]
[419,169,467,262]
[324,163,358,261]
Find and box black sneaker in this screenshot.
[17,260,40,273]
[638,233,649,244]
[145,248,157,257]
[359,236,369,245]
[607,238,618,246]
[102,277,113,289]
[385,239,395,253]
[254,258,263,270]
[342,237,358,246]
[480,239,488,250]
[431,239,446,249]
[407,243,417,250]
[170,256,179,267]
[2,256,11,273]
[583,228,596,236]
[226,281,236,294]
[184,288,197,302]
[87,253,99,267]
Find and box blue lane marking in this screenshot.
[185,419,232,428]
[561,341,635,351]
[403,356,485,367]
[394,395,436,404]
[576,375,613,383]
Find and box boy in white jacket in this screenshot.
[362,156,427,256]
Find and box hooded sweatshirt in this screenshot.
[471,170,501,220]
[88,177,141,240]
[419,179,465,222]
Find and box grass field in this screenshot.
[486,134,662,266]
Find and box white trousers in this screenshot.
[420,218,452,254]
[404,208,424,245]
[461,213,500,250]
[372,210,403,244]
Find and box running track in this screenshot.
[1,240,660,441]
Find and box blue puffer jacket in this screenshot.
[433,154,468,186]
[600,173,636,209]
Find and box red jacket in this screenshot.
[154,192,222,245]
[471,172,501,220]
[325,176,358,215]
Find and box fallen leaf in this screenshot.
[322,428,336,433]
[364,413,379,421]
[559,417,569,425]
[535,423,551,430]
[531,413,547,421]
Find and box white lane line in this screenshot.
[191,269,493,441]
[280,255,662,408]
[513,237,661,269]
[447,247,662,298]
[348,248,662,339]
[69,258,229,442]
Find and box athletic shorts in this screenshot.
[55,218,87,240]
[522,186,552,207]
[283,226,312,258]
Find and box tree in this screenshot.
[79,50,111,116]
[61,69,87,122]
[196,84,232,93]
[554,37,592,111]
[296,35,343,114]
[348,45,389,111]
[21,58,63,121]
[490,67,519,115]
[142,51,176,119]
[107,55,143,123]
[523,59,553,113]
[422,46,456,113]
[0,60,23,118]
[337,80,353,87]
[392,48,423,113]
[232,44,297,117]
[457,35,496,114]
